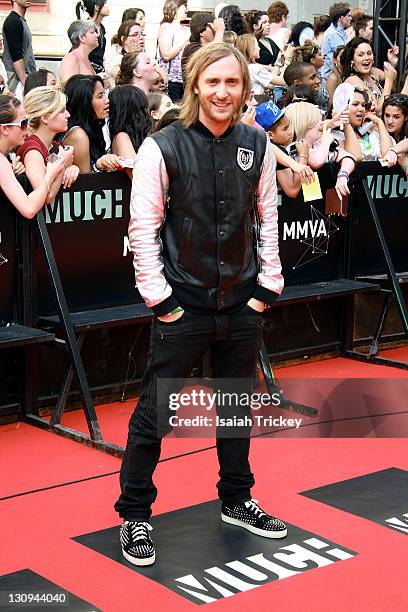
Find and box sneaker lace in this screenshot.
[127,521,153,543]
[244,499,266,518]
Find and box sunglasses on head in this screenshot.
[0,117,29,129]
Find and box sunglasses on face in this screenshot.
[0,117,29,129]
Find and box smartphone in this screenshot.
[47,153,60,164]
[357,120,374,136]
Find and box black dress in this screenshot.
[257,37,280,66]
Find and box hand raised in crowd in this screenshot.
[241,106,256,127]
[386,46,399,68]
[95,154,124,172]
[10,153,25,176]
[62,165,80,190]
[364,111,382,126]
[327,109,350,131]
[212,18,225,35]
[383,61,398,84]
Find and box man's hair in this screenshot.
[267,2,289,24]
[283,61,311,86]
[234,34,257,63]
[353,15,373,36]
[314,15,331,36]
[189,12,214,43]
[67,20,96,49]
[329,2,350,25]
[180,42,251,128]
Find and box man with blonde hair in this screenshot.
[115,42,287,567]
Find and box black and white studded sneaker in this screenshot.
[119,521,156,566]
[221,498,287,538]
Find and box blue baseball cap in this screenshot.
[255,101,284,131]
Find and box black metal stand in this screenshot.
[23,212,126,451]
[345,178,408,370]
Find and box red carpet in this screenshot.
[1,355,408,611]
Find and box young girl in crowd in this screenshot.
[158,0,190,101]
[59,21,100,83]
[116,52,158,94]
[109,85,151,172]
[338,86,393,159]
[285,101,359,199]
[62,74,123,172]
[104,20,145,89]
[382,94,408,143]
[147,92,174,132]
[18,87,80,199]
[341,37,398,114]
[0,95,64,219]
[235,34,285,96]
[24,69,61,96]
[75,0,110,74]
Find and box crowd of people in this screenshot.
[1,0,408,218]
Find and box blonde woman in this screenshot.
[285,101,359,199]
[18,87,80,199]
[158,0,190,101]
[0,95,64,218]
[235,34,285,96]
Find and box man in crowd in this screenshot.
[267,1,291,50]
[283,61,321,99]
[181,12,225,83]
[321,2,352,83]
[2,0,36,99]
[115,42,287,566]
[352,14,373,42]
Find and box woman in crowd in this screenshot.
[314,15,330,47]
[62,74,123,172]
[23,69,61,96]
[382,93,408,144]
[104,20,145,89]
[245,10,280,67]
[335,86,393,160]
[75,0,110,73]
[18,87,80,200]
[158,0,190,101]
[59,20,100,83]
[341,37,398,114]
[0,95,65,219]
[285,100,359,198]
[219,5,246,36]
[109,85,150,166]
[235,34,285,96]
[122,7,145,30]
[326,45,344,111]
[147,92,174,132]
[116,51,158,94]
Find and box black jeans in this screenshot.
[114,305,264,521]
